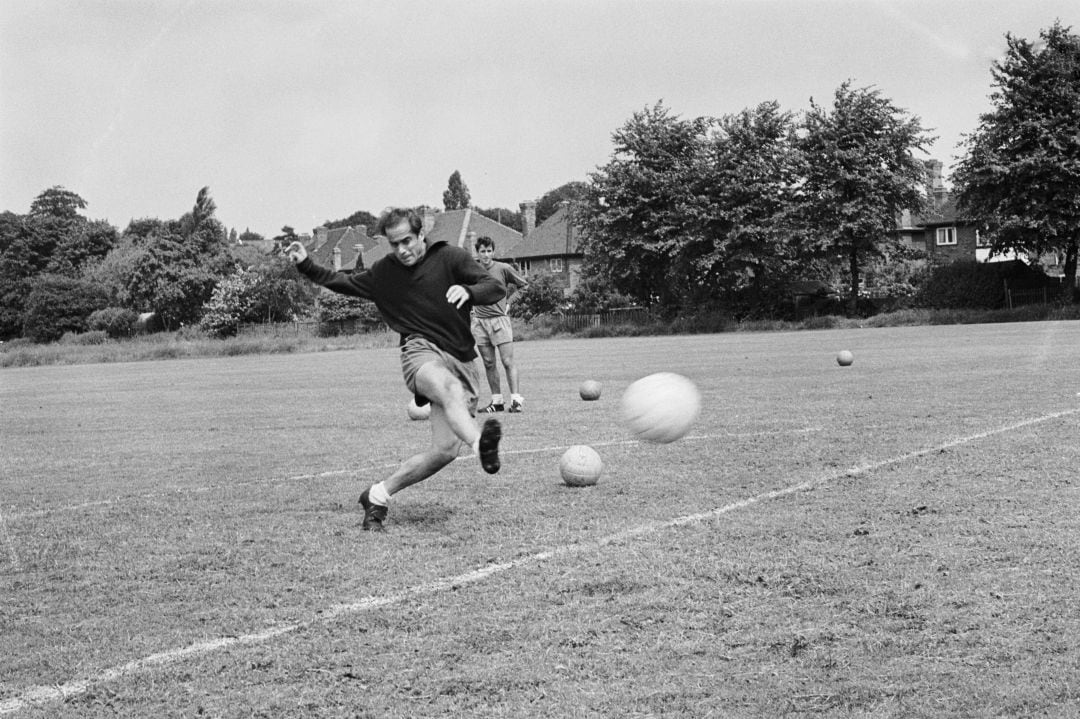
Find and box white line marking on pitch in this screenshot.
[2,409,1075,715]
[5,426,823,522]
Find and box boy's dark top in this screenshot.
[296,240,505,362]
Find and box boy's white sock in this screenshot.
[368,481,391,506]
[491,393,503,404]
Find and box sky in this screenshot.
[2,0,1077,238]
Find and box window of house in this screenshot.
[518,259,531,274]
[936,227,957,246]
[549,258,564,272]
[975,229,991,247]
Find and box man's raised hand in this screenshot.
[285,241,307,264]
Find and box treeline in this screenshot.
[575,22,1080,317]
[0,187,318,342]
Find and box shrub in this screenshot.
[199,270,261,337]
[567,274,636,313]
[917,259,1051,310]
[22,274,110,343]
[509,272,566,320]
[59,330,109,345]
[88,307,139,338]
[315,292,382,333]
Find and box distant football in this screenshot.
[579,379,602,401]
[836,350,854,367]
[621,372,700,443]
[407,397,431,420]
[560,445,603,486]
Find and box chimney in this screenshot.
[422,207,437,234]
[520,200,537,238]
[332,246,341,271]
[357,224,367,238]
[313,226,329,250]
[926,159,947,203]
[559,201,572,254]
[465,231,477,252]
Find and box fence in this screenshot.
[556,307,650,330]
[236,320,391,338]
[1004,286,1050,310]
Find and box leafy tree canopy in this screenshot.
[443,170,471,210]
[536,182,589,225]
[474,207,522,232]
[796,81,933,313]
[953,21,1080,295]
[580,102,715,310]
[29,186,87,222]
[322,210,378,231]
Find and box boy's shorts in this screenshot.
[471,315,513,347]
[400,336,479,416]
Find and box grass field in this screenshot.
[4,322,1080,717]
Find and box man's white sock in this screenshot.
[368,481,391,506]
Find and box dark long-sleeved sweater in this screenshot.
[296,240,505,362]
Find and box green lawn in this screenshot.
[3,323,1080,717]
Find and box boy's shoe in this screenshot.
[479,402,504,413]
[479,419,502,474]
[508,398,524,413]
[358,488,388,531]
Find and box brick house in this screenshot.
[503,200,584,296]
[897,159,1026,265]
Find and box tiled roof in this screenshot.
[507,203,582,260]
[306,226,377,271]
[910,194,974,226]
[362,208,522,267]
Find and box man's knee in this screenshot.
[429,441,461,466]
[417,364,465,403]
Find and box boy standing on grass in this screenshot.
[285,207,505,532]
[472,235,529,413]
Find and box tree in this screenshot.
[89,189,235,329]
[687,101,805,315]
[443,170,471,210]
[28,186,87,222]
[952,22,1080,296]
[579,103,714,310]
[21,274,109,342]
[323,209,379,231]
[0,190,118,338]
[536,182,588,225]
[796,82,933,315]
[474,207,522,232]
[47,219,118,276]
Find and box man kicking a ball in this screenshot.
[286,207,505,531]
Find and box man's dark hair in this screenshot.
[376,207,424,237]
[474,235,495,251]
